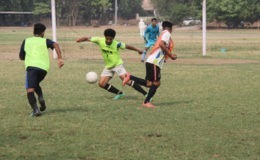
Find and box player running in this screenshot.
[141,18,160,62]
[76,28,147,100]
[123,21,177,108]
[19,23,64,116]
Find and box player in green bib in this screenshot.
[76,28,147,99]
[19,23,64,116]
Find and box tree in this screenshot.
[151,0,201,25]
[115,0,144,19]
[207,0,260,28]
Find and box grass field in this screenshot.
[0,26,259,160]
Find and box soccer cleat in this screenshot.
[113,93,125,100]
[39,98,46,112]
[30,108,42,117]
[142,102,156,108]
[122,72,131,86]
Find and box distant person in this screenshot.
[141,18,160,62]
[123,21,177,108]
[76,28,147,100]
[138,18,146,37]
[19,23,64,117]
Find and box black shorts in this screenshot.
[145,63,161,82]
[25,67,47,89]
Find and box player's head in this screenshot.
[162,21,173,32]
[151,18,157,26]
[33,23,46,37]
[104,28,116,45]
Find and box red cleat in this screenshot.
[142,102,156,108]
[122,72,131,86]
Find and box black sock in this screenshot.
[27,92,38,110]
[35,86,46,110]
[35,86,43,98]
[35,86,44,101]
[144,85,158,103]
[130,75,147,86]
[103,84,123,95]
[130,81,147,96]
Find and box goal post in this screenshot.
[202,0,207,56]
[51,0,57,59]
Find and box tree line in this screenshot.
[0,0,145,26]
[152,0,260,28]
[1,0,259,28]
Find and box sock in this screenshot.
[35,86,43,97]
[35,86,46,110]
[104,84,123,95]
[35,86,44,101]
[27,92,38,110]
[144,85,158,103]
[130,75,147,86]
[130,81,147,96]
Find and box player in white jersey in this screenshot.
[123,21,177,108]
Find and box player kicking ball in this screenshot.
[76,28,147,100]
[123,21,177,108]
[19,23,64,116]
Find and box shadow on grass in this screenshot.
[45,107,89,115]
[156,100,193,107]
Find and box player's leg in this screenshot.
[141,46,149,62]
[119,74,147,96]
[35,70,47,111]
[99,68,124,99]
[123,63,152,87]
[141,41,154,62]
[114,64,147,96]
[25,68,41,116]
[142,63,161,108]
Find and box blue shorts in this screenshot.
[145,40,156,48]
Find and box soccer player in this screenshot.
[76,28,147,100]
[123,21,177,108]
[19,23,64,116]
[138,18,146,37]
[141,18,160,62]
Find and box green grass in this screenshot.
[0,27,259,160]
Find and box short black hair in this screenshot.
[151,18,157,21]
[162,21,173,28]
[34,23,46,35]
[104,28,116,38]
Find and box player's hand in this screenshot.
[138,50,143,54]
[58,58,64,68]
[171,54,177,60]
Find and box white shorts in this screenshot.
[101,64,127,77]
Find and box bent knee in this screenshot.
[153,81,161,87]
[98,82,106,88]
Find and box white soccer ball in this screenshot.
[86,71,98,84]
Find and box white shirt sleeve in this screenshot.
[161,32,171,46]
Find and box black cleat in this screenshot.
[31,108,42,117]
[39,98,46,112]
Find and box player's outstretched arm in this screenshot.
[125,45,142,54]
[53,42,64,68]
[159,41,177,60]
[76,37,90,43]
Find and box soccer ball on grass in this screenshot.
[86,71,98,84]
